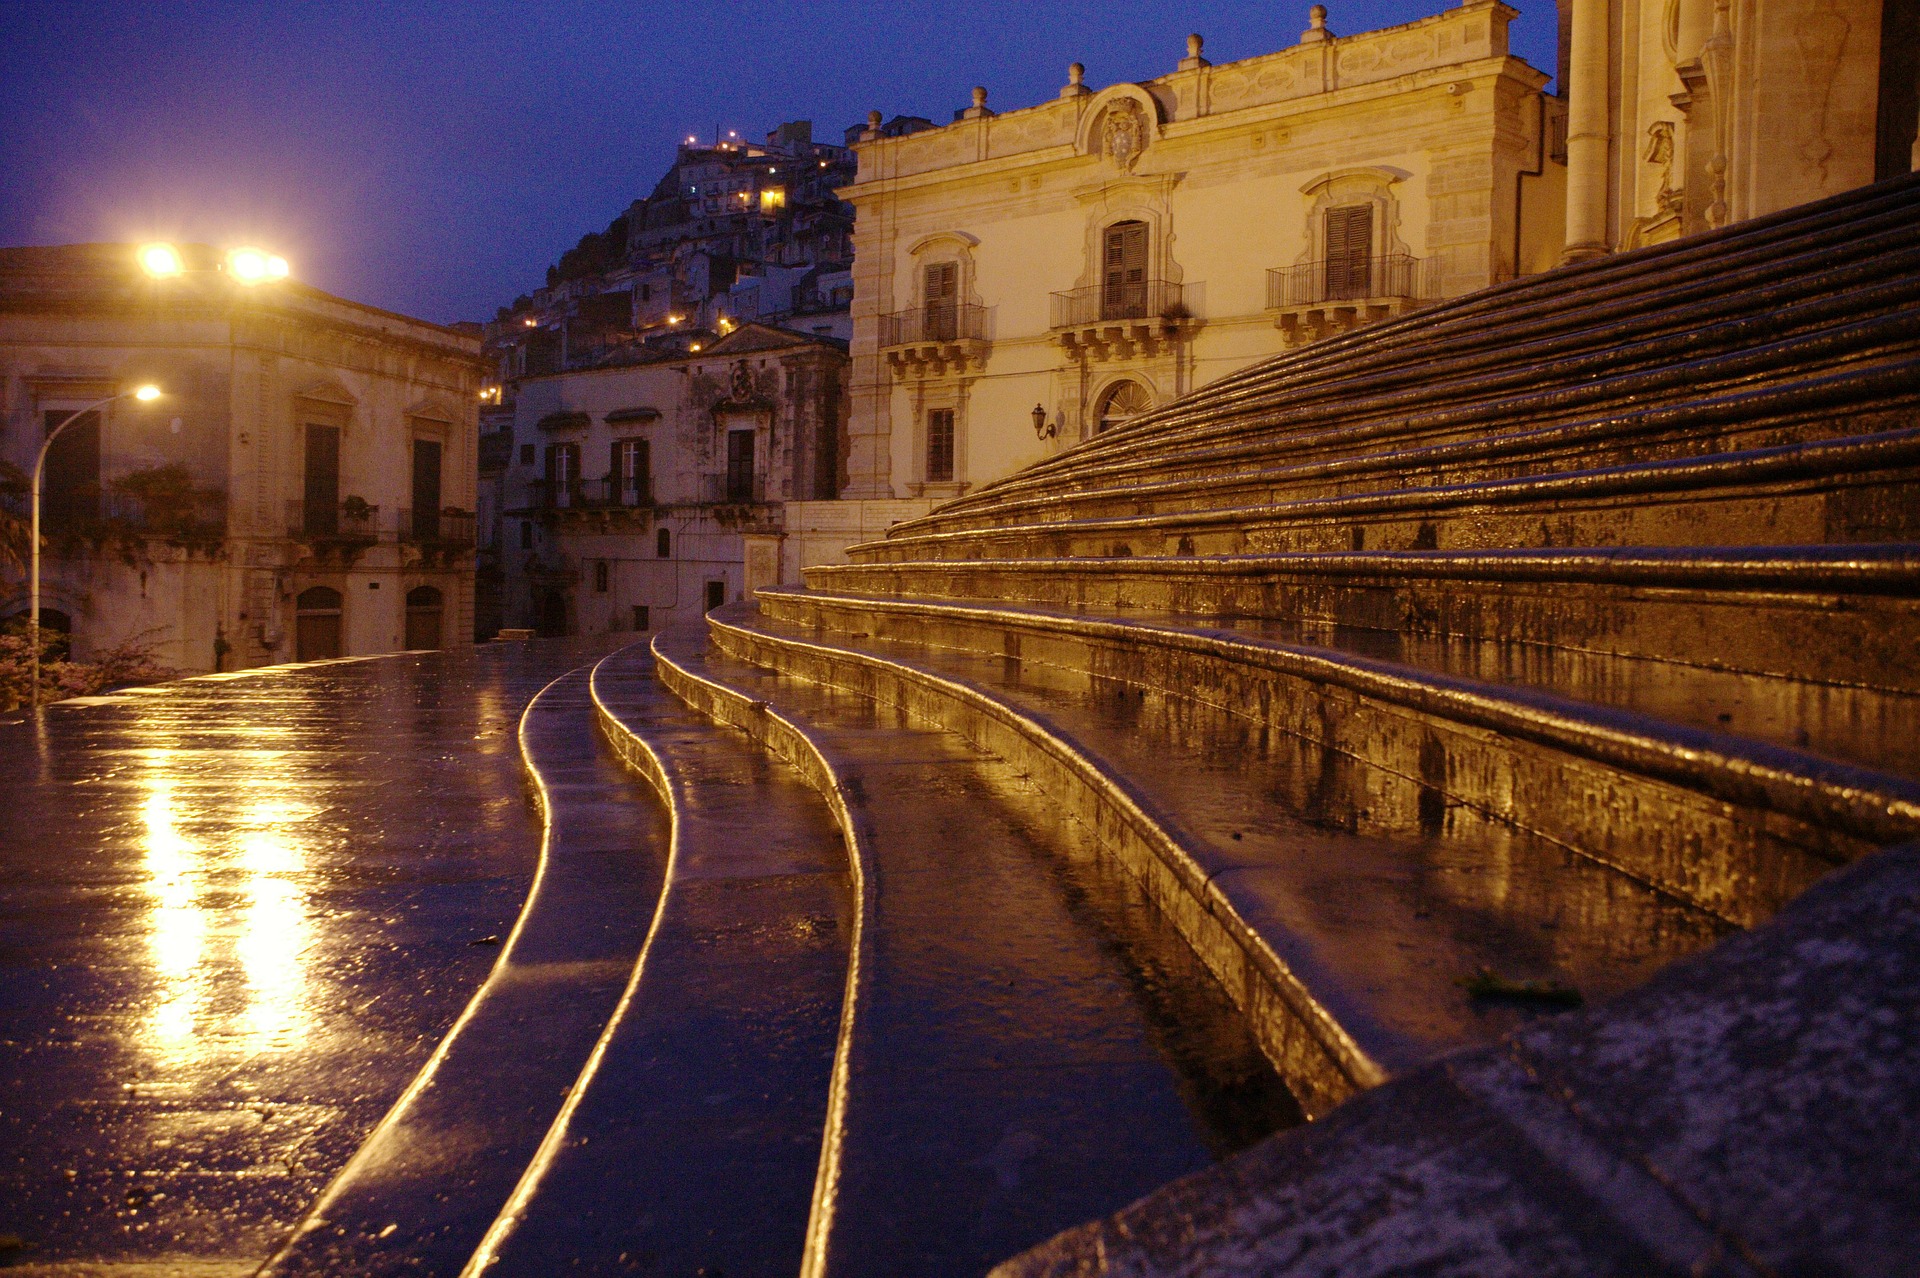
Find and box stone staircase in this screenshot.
[273,173,1920,1275]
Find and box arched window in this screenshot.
[295,587,343,661]
[405,585,444,651]
[1095,380,1152,434]
[656,526,672,558]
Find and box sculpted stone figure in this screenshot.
[1103,100,1146,171]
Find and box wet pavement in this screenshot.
[660,632,1302,1277]
[739,609,1736,1073]
[0,639,619,1274]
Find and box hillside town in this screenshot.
[3,1,1920,1275]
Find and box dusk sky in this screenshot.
[2,2,1556,326]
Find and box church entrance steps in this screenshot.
[902,334,1920,534]
[847,426,1920,564]
[261,664,668,1277]
[693,602,1740,1117]
[739,592,1920,922]
[806,545,1920,704]
[650,627,1303,1275]
[939,173,1920,522]
[461,645,849,1277]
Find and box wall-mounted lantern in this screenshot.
[1031,403,1056,439]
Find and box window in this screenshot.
[1096,381,1152,434]
[520,521,534,550]
[922,261,958,340]
[544,442,581,506]
[613,438,650,504]
[1102,220,1149,319]
[411,438,442,541]
[519,443,535,466]
[656,527,672,557]
[303,423,341,536]
[926,409,955,483]
[631,604,650,631]
[726,428,756,502]
[705,580,727,612]
[1324,204,1375,300]
[593,560,610,593]
[41,410,101,528]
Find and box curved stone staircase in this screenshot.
[270,173,1920,1276]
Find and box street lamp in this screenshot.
[26,385,162,710]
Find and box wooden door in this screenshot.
[303,424,340,535]
[411,438,442,541]
[1102,221,1148,318]
[295,587,343,660]
[1323,205,1375,300]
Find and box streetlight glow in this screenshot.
[138,243,185,278]
[133,384,163,401]
[226,247,284,284]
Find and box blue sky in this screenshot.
[0,2,1557,324]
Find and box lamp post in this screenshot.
[27,385,161,710]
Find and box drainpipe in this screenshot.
[1562,0,1612,262]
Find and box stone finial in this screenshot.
[1180,32,1209,70]
[1062,62,1090,98]
[963,85,993,119]
[862,108,882,140]
[1302,4,1332,43]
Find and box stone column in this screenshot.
[1562,0,1612,261]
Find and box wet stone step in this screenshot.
[655,631,1302,1278]
[731,610,1736,1077]
[467,645,850,1276]
[262,663,668,1277]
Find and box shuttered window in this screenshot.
[1102,221,1149,319]
[1324,204,1375,300]
[926,409,955,483]
[923,261,958,340]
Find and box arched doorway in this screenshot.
[404,586,444,650]
[535,589,568,638]
[295,587,343,661]
[1095,380,1152,434]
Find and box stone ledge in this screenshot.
[993,844,1920,1278]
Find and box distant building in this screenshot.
[0,243,481,672]
[486,323,850,637]
[484,120,859,382]
[834,3,1564,509]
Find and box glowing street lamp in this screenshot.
[226,247,289,284]
[138,243,185,278]
[27,386,163,709]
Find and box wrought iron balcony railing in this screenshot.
[698,472,768,504]
[288,499,382,541]
[878,303,987,347]
[1267,253,1437,308]
[398,508,476,547]
[1050,280,1189,329]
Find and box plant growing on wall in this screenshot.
[110,464,226,556]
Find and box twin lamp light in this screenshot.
[137,242,290,284]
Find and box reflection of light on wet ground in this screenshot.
[135,751,318,1067]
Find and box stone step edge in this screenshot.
[759,587,1920,857]
[262,664,603,1273]
[700,607,1391,1119]
[952,187,1920,513]
[808,543,1920,596]
[848,422,1920,562]
[456,645,688,1275]
[904,319,1920,534]
[975,178,1920,502]
[646,630,873,1278]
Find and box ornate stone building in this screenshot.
[1560,0,1918,255]
[836,2,1565,502]
[0,243,481,673]
[488,323,849,637]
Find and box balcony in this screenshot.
[1049,280,1195,360]
[1266,253,1438,347]
[878,303,988,376]
[698,473,768,505]
[513,477,653,521]
[287,499,383,558]
[398,507,477,549]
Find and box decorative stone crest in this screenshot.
[729,360,754,403]
[1103,100,1146,171]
